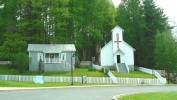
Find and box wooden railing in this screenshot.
[45,58,61,63]
[108,71,117,83]
[0,61,11,65]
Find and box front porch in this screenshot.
[43,53,66,64]
[45,58,61,64]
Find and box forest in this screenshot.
[0,0,176,71]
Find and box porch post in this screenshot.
[44,53,46,63]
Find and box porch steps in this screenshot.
[118,63,128,73]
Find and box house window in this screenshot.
[38,53,43,61]
[61,53,66,61]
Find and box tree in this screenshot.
[0,0,18,45]
[154,26,177,72]
[116,0,146,66]
[67,0,116,61]
[11,52,29,74]
[143,0,168,68]
[0,38,27,60]
[16,0,69,44]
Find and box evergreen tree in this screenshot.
[154,26,177,72]
[116,0,146,66]
[143,0,168,68]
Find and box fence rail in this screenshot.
[0,75,162,84]
[0,61,11,65]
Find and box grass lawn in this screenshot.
[112,71,156,78]
[0,65,156,78]
[118,91,177,100]
[0,66,107,77]
[0,80,111,87]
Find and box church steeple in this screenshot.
[111,25,124,52]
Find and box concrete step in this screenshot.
[118,63,128,73]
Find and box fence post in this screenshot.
[103,77,105,84]
[19,75,21,81]
[126,78,128,84]
[5,75,7,81]
[61,76,63,82]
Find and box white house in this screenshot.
[99,25,135,73]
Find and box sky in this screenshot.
[112,0,177,26]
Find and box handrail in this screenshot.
[108,71,117,83]
[60,60,72,70]
[45,58,61,63]
[138,67,166,84]
[114,58,119,72]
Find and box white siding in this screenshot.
[112,26,124,53]
[123,41,134,65]
[100,41,113,66]
[114,52,124,63]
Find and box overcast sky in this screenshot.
[112,0,177,25]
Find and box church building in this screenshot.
[99,25,135,73]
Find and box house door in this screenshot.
[117,55,120,63]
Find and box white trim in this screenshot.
[123,41,136,51]
[38,53,43,61]
[61,53,66,61]
[111,25,124,32]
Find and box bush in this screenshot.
[88,67,97,71]
[11,52,29,74]
[105,69,109,74]
[75,61,80,68]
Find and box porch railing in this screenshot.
[45,58,61,64]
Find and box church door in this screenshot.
[117,55,120,63]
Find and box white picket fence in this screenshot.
[0,75,163,84]
[0,61,11,65]
[92,64,102,70]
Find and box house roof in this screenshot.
[27,44,76,53]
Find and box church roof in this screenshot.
[113,49,125,55]
[111,25,124,32]
[123,41,136,51]
[27,44,76,53]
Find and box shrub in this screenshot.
[88,67,97,71]
[75,61,80,68]
[105,69,109,74]
[11,52,29,74]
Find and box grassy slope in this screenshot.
[0,65,155,78]
[0,66,107,77]
[112,71,156,78]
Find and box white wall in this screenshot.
[112,26,124,53]
[123,41,134,65]
[113,51,124,63]
[100,41,113,66]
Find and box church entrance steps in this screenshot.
[118,63,128,73]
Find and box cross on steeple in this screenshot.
[114,33,121,49]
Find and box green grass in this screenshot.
[118,91,177,100]
[0,80,109,87]
[112,71,156,78]
[0,66,107,77]
[0,65,156,78]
